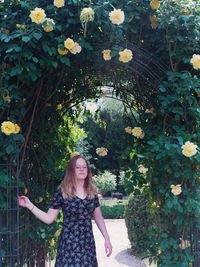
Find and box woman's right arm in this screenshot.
[18,196,60,225]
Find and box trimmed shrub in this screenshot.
[124,191,152,258]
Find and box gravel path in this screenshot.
[93,219,156,267]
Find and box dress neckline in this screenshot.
[75,195,88,200]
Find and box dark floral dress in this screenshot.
[50,188,100,267]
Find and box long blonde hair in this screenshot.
[60,155,97,199]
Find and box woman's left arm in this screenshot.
[93,207,112,257]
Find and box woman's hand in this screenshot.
[105,238,112,257]
[18,196,32,209]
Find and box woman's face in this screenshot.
[75,158,88,180]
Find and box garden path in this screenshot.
[93,219,156,267]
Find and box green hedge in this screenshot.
[100,199,127,219]
[124,191,152,258]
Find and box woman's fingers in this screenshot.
[105,241,112,257]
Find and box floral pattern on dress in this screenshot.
[50,188,100,267]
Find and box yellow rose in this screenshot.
[125,126,132,134]
[16,24,20,28]
[70,42,82,54]
[119,49,133,63]
[49,239,55,246]
[150,0,160,10]
[64,38,75,50]
[55,227,62,237]
[71,152,80,158]
[181,141,198,157]
[152,202,157,207]
[138,164,148,174]
[109,9,125,25]
[43,18,55,32]
[29,7,46,24]
[96,147,108,156]
[54,0,64,8]
[102,50,111,61]
[24,188,28,195]
[132,127,143,138]
[35,197,43,203]
[170,184,182,196]
[13,124,20,134]
[139,132,145,139]
[57,48,68,55]
[1,121,15,135]
[190,54,200,70]
[22,25,26,30]
[2,89,11,103]
[80,7,95,23]
[57,104,62,110]
[150,16,157,23]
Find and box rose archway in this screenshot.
[0,0,200,266]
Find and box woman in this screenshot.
[18,155,112,267]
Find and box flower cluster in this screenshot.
[150,0,160,10]
[170,184,182,196]
[80,7,95,23]
[57,104,62,110]
[138,164,148,174]
[29,7,46,24]
[190,54,200,70]
[181,141,198,157]
[102,50,111,61]
[125,126,132,134]
[109,9,125,25]
[54,0,64,8]
[1,121,20,135]
[150,16,158,29]
[71,151,80,158]
[132,127,145,139]
[96,147,108,156]
[119,49,133,63]
[43,18,55,32]
[63,38,82,55]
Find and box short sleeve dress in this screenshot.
[50,188,100,267]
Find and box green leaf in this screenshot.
[51,61,58,68]
[6,144,15,154]
[32,57,39,63]
[22,36,31,42]
[33,32,42,40]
